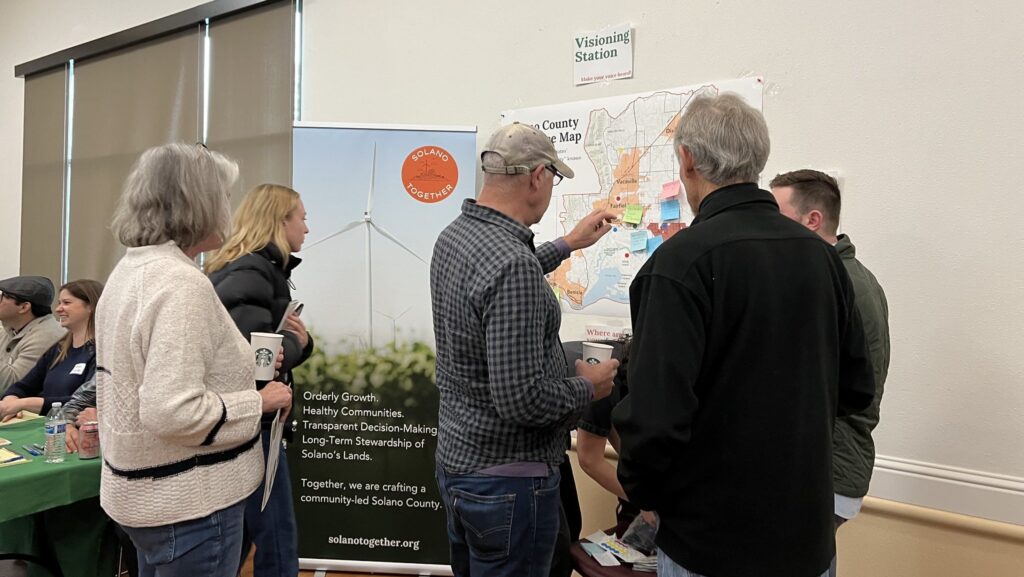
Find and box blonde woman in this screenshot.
[207,183,312,577]
[97,143,293,577]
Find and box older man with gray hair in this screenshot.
[612,93,875,577]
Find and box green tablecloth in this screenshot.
[0,417,102,523]
[0,416,118,577]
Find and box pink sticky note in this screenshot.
[661,181,680,198]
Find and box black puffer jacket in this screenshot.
[210,243,314,427]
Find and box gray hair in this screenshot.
[674,92,770,185]
[111,143,239,249]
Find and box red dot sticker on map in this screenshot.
[402,146,459,204]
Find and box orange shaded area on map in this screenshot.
[598,191,643,220]
[647,222,687,241]
[549,257,587,307]
[662,112,682,140]
[610,148,643,198]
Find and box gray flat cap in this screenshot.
[0,276,55,309]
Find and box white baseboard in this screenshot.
[870,455,1024,526]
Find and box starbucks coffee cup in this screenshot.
[250,332,284,381]
[581,341,614,365]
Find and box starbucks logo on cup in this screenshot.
[581,342,613,366]
[255,347,274,368]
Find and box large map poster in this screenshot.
[503,78,763,317]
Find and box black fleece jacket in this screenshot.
[210,243,314,427]
[613,184,874,577]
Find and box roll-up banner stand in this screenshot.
[290,122,476,575]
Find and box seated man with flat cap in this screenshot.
[0,275,65,391]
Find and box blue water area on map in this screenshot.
[582,267,629,306]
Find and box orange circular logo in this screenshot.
[401,146,459,204]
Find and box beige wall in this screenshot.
[570,448,1024,577]
[838,499,1024,577]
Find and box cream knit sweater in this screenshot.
[96,242,264,528]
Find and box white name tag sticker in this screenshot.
[70,363,87,375]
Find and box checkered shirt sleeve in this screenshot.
[431,200,593,473]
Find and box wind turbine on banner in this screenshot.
[303,143,428,347]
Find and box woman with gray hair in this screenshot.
[96,143,293,577]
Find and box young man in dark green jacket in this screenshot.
[772,169,891,577]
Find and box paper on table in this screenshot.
[261,410,284,511]
[599,537,647,563]
[0,447,28,467]
[584,530,646,564]
[581,542,621,567]
[585,530,612,544]
[0,411,42,427]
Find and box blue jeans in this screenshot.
[436,465,561,577]
[121,500,245,577]
[658,548,832,577]
[240,429,299,577]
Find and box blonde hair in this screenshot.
[50,279,103,368]
[111,143,238,250]
[205,184,301,274]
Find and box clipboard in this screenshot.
[261,412,285,510]
[275,300,303,333]
[262,301,301,509]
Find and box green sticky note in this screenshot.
[623,204,644,225]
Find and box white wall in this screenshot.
[2,0,1022,522]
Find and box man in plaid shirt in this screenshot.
[431,122,619,577]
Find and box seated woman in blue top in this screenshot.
[0,279,102,422]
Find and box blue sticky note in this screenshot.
[630,230,647,252]
[647,235,664,253]
[661,198,681,221]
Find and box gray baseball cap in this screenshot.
[0,276,55,309]
[481,122,575,179]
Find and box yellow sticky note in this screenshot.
[623,204,644,225]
